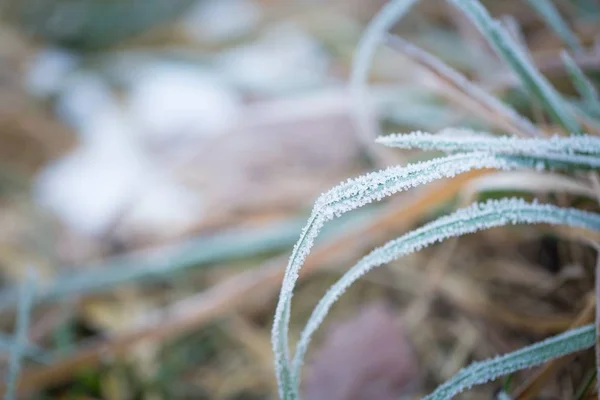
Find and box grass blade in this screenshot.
[349,0,420,144]
[447,0,581,133]
[377,129,600,154]
[292,199,600,386]
[424,324,595,399]
[0,216,313,310]
[561,50,600,111]
[0,333,52,365]
[4,271,36,400]
[526,0,583,53]
[384,34,542,137]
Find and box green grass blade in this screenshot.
[0,333,52,365]
[349,0,420,143]
[561,50,600,112]
[0,216,312,310]
[526,0,583,52]
[447,0,581,133]
[4,271,36,400]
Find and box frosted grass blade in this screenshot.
[377,130,600,154]
[424,324,595,399]
[447,0,581,133]
[292,199,600,385]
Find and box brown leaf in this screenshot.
[302,303,421,400]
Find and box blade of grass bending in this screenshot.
[526,0,583,53]
[272,152,523,399]
[561,50,600,112]
[377,129,600,154]
[384,34,542,137]
[424,324,595,399]
[4,271,36,400]
[447,0,581,133]
[349,0,420,146]
[292,199,600,387]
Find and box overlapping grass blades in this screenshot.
[446,0,581,133]
[291,199,600,388]
[526,0,583,53]
[271,152,521,398]
[272,142,600,398]
[561,50,600,114]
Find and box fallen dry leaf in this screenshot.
[302,303,421,400]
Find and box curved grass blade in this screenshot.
[349,0,420,143]
[292,199,600,386]
[526,0,583,53]
[424,324,595,399]
[272,153,522,399]
[447,0,581,133]
[377,130,600,155]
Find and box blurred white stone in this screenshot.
[55,71,117,134]
[182,0,262,42]
[218,24,330,95]
[127,63,242,146]
[35,110,147,236]
[36,88,204,238]
[26,47,79,98]
[120,173,204,238]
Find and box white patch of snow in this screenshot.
[218,24,329,95]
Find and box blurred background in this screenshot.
[0,0,599,398]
